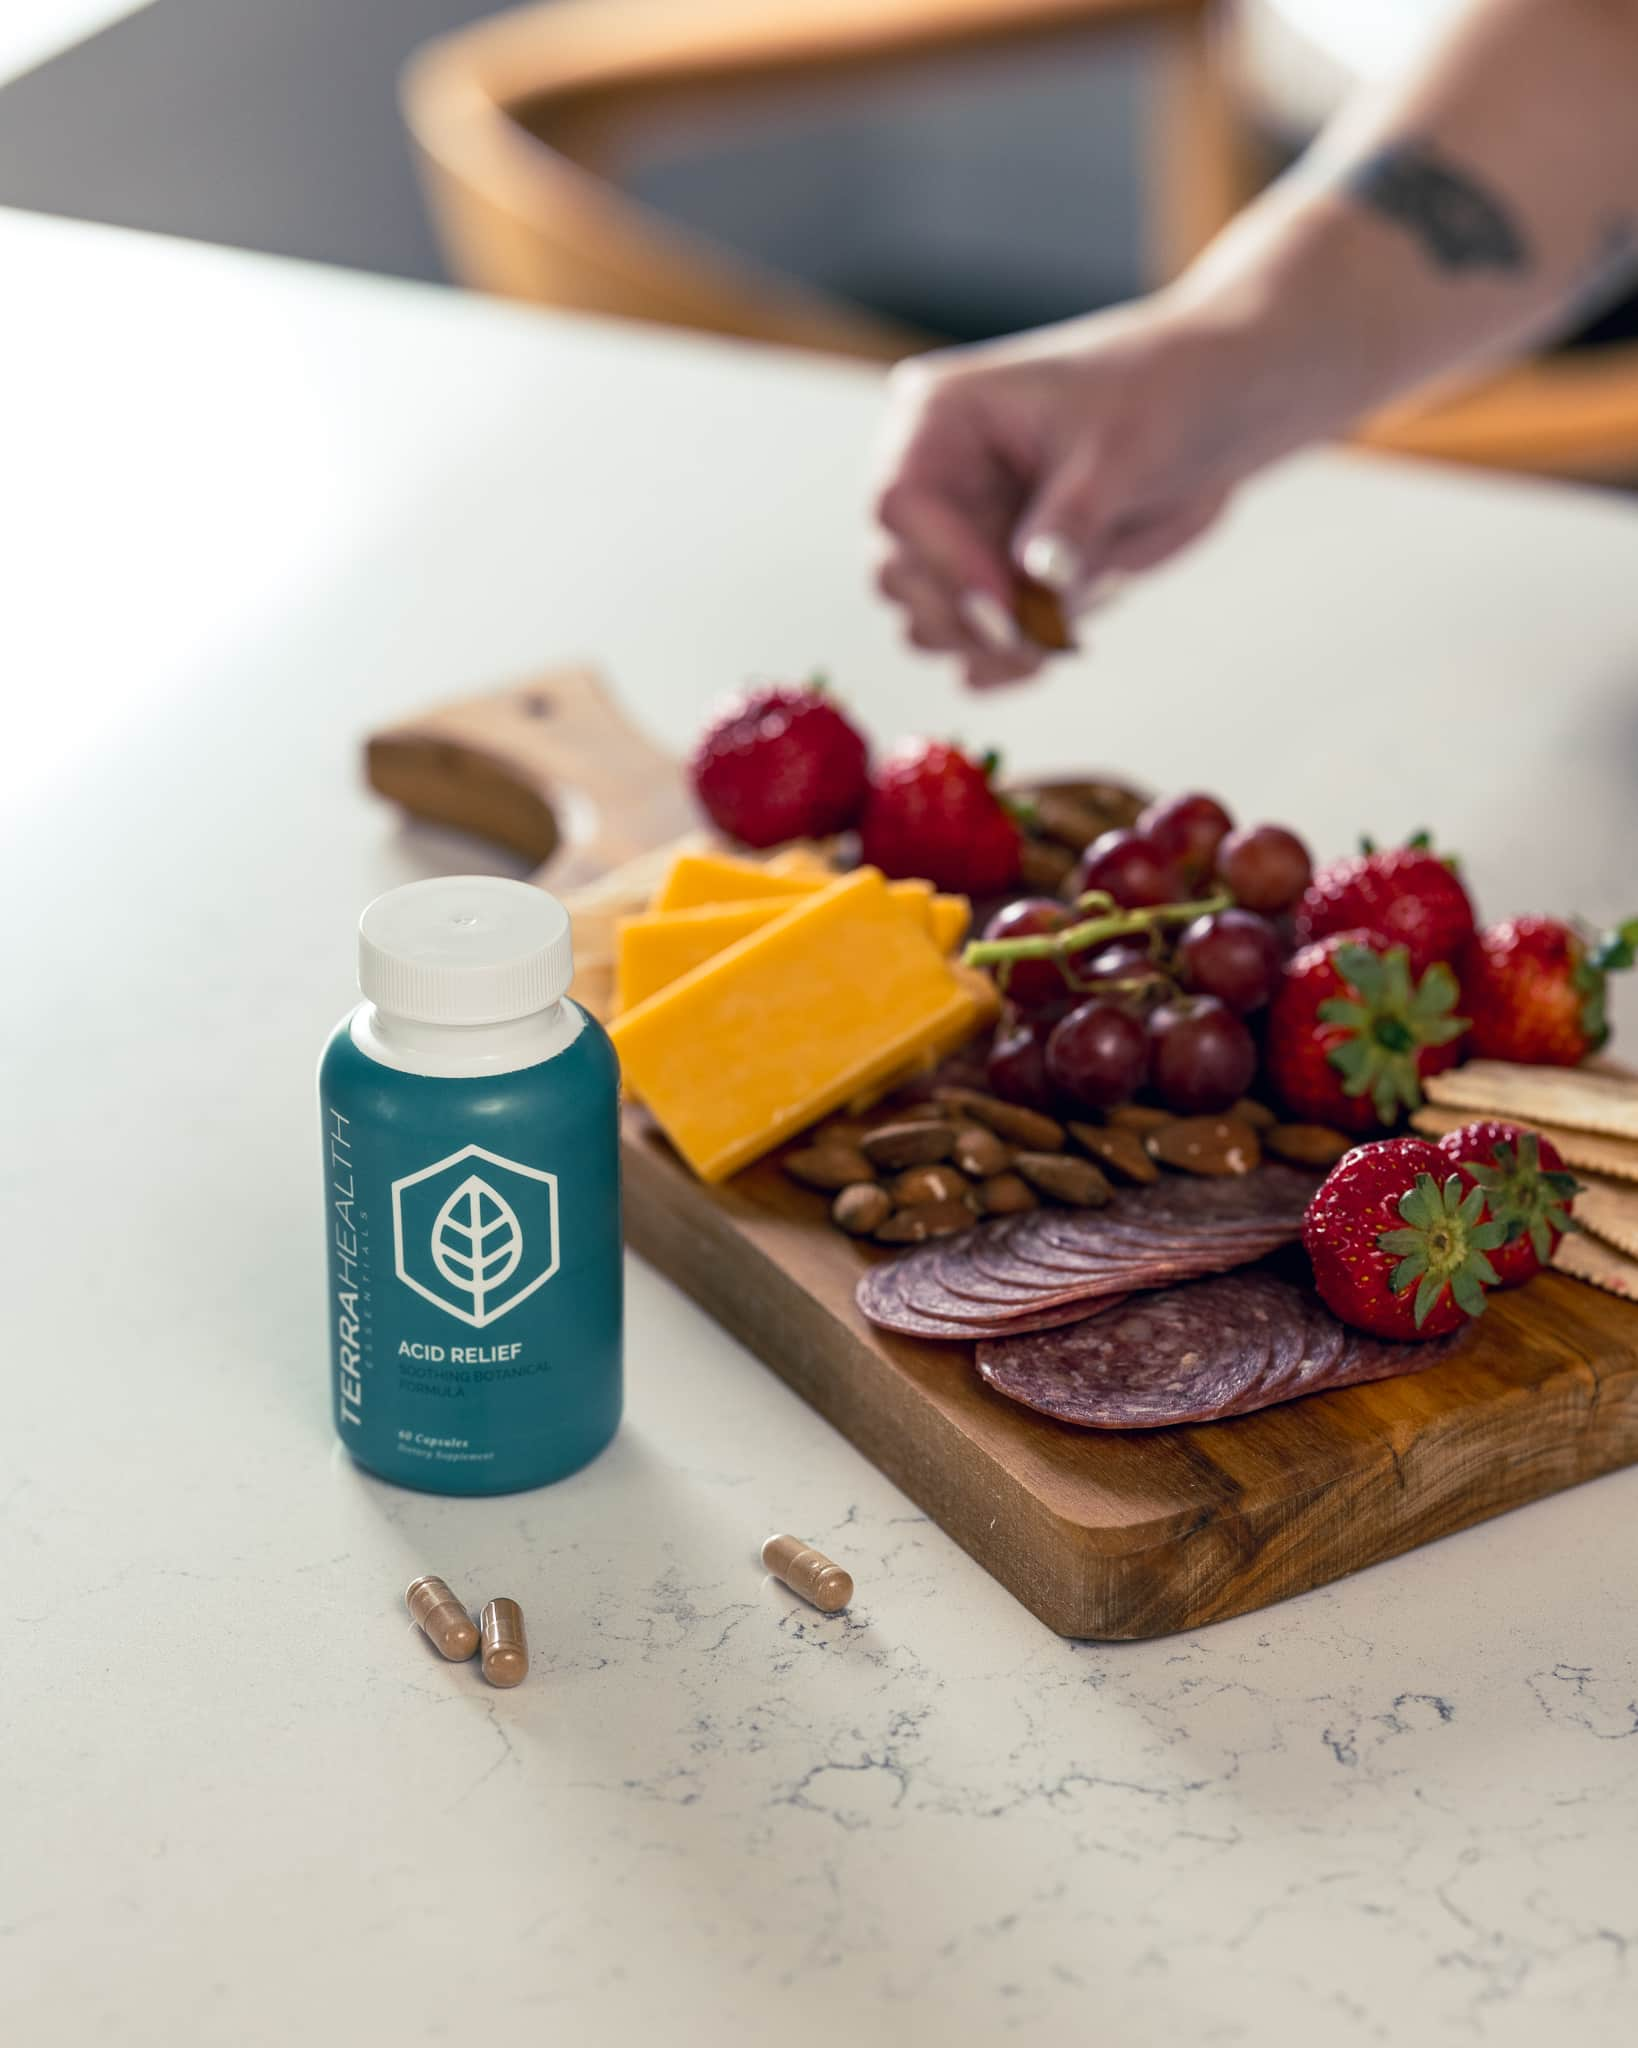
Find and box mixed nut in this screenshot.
[781,1085,1354,1246]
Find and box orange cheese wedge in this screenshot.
[610,868,983,1181]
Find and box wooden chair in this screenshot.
[402,0,1638,479]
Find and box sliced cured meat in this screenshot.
[854,1163,1322,1341]
[976,1271,1468,1428]
[853,1273,1131,1343]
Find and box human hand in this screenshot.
[873,300,1263,688]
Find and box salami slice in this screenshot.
[976,1272,1468,1428]
[855,1163,1323,1341]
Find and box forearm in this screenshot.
[1167,0,1638,461]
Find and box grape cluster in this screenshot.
[967,790,1313,1118]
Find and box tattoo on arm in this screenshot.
[1345,141,1531,274]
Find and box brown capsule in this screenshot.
[875,1198,975,1243]
[761,1534,853,1613]
[861,1120,956,1169]
[952,1123,1012,1179]
[1232,1097,1278,1131]
[405,1575,479,1662]
[889,1163,971,1207]
[1012,1150,1112,1207]
[1106,1103,1176,1136]
[479,1598,529,1688]
[1067,1121,1160,1185]
[979,1170,1037,1215]
[933,1087,1065,1152]
[1265,1122,1354,1168]
[1147,1115,1262,1177]
[832,1182,893,1236]
[785,1143,876,1190]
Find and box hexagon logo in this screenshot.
[391,1144,560,1327]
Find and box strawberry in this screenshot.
[858,740,1022,895]
[1293,838,1475,973]
[1457,915,1638,1066]
[1436,1119,1580,1285]
[689,680,869,847]
[1265,932,1468,1133]
[1303,1136,1506,1339]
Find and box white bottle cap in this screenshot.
[358,877,574,1026]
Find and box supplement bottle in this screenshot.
[319,877,621,1494]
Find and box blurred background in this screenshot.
[3,0,1636,478]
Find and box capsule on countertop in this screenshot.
[480,1597,529,1687]
[405,1574,479,1661]
[761,1534,854,1613]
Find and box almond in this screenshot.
[1106,1104,1176,1136]
[1013,1151,1112,1207]
[860,1120,957,1169]
[1018,837,1078,891]
[1265,1123,1354,1169]
[785,1143,875,1190]
[978,1171,1037,1215]
[832,1183,893,1236]
[875,1199,975,1244]
[1232,1097,1278,1130]
[889,1164,971,1207]
[952,1124,1012,1179]
[1068,1121,1159,1185]
[1147,1116,1262,1177]
[934,1087,1065,1152]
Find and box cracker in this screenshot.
[1423,1061,1638,1141]
[1411,1107,1638,1187]
[1553,1231,1638,1302]
[1569,1174,1638,1263]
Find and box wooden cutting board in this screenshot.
[369,670,1638,1638]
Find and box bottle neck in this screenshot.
[351,997,584,1078]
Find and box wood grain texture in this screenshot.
[624,1114,1638,1639]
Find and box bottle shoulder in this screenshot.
[320,1002,616,1107]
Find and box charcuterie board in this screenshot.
[368,669,1638,1639]
[623,1114,1638,1638]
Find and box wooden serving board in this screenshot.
[625,1124,1638,1637]
[369,668,1638,1639]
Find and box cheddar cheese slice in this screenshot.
[616,900,786,1014]
[651,852,828,912]
[618,881,971,1014]
[610,868,982,1181]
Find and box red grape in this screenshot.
[979,898,1091,1011]
[1045,999,1150,1110]
[1214,824,1313,914]
[1147,995,1257,1113]
[1075,829,1185,910]
[1135,792,1234,885]
[1079,937,1155,981]
[1175,908,1283,1014]
[987,1016,1055,1111]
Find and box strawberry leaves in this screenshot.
[1317,943,1468,1124]
[1461,1131,1582,1265]
[1377,1171,1506,1327]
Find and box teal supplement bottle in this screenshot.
[318,877,622,1495]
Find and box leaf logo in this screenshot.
[391,1144,560,1328]
[430,1175,523,1324]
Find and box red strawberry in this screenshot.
[1436,1119,1580,1285]
[689,681,869,847]
[1303,1136,1506,1339]
[858,740,1022,895]
[1265,931,1468,1132]
[1294,839,1475,972]
[1457,915,1637,1066]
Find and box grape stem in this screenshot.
[963,891,1231,970]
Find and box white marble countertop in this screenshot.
[5,209,1638,2047]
